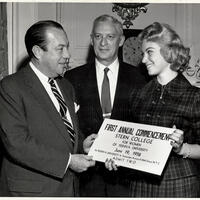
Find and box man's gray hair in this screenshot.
[91,14,123,36]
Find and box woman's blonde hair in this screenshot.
[139,22,190,72]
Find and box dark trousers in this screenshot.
[79,163,131,197]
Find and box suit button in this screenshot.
[69,171,73,177]
[146,113,151,117]
[152,100,156,105]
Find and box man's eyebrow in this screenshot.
[57,43,69,47]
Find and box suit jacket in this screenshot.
[65,61,147,196]
[65,61,147,137]
[0,64,81,197]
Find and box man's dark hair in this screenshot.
[25,20,64,59]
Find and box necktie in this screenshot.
[48,78,75,144]
[101,68,112,118]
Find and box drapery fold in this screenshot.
[0,3,8,79]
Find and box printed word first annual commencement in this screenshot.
[88,118,174,176]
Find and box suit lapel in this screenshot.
[23,66,73,149]
[111,63,127,118]
[86,64,103,119]
[57,79,78,152]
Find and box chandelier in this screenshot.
[112,3,149,28]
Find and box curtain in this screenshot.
[0,2,7,167]
[0,3,8,79]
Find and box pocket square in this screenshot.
[74,102,80,113]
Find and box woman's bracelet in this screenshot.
[178,143,191,158]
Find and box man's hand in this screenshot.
[69,154,95,173]
[83,133,98,154]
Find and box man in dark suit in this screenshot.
[0,20,96,197]
[65,15,147,197]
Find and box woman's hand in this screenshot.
[105,158,118,171]
[169,125,184,153]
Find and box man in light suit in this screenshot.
[0,20,96,197]
[65,15,147,197]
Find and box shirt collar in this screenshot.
[153,73,190,98]
[95,58,119,76]
[29,61,49,84]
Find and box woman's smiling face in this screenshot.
[142,40,170,76]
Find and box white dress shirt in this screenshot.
[95,58,119,109]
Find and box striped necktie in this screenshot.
[48,78,75,144]
[101,67,112,118]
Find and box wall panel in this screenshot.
[8,3,198,75]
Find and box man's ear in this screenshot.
[32,45,43,59]
[119,35,125,47]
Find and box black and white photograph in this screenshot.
[0,1,200,198]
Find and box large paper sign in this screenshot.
[88,118,174,176]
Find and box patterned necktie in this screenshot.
[101,68,112,118]
[48,78,75,144]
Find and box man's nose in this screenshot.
[100,37,108,46]
[63,47,71,59]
